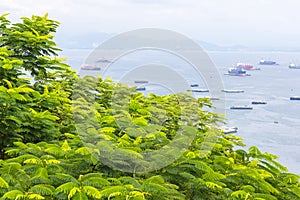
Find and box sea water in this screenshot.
[60,49,300,175]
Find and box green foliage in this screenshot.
[0,13,299,200]
[0,14,77,158]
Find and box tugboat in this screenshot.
[222,89,244,93]
[251,101,267,105]
[289,63,300,69]
[230,105,253,110]
[136,87,146,91]
[97,58,111,63]
[221,126,238,134]
[290,96,300,100]
[187,89,209,92]
[259,59,277,65]
[134,80,149,83]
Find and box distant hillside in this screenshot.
[55,31,300,52]
[55,32,113,49]
[195,40,248,51]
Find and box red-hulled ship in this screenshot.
[236,63,254,70]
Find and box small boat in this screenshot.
[259,59,277,65]
[134,80,149,83]
[290,96,300,100]
[222,89,244,93]
[209,97,220,101]
[80,65,101,70]
[226,67,249,76]
[190,84,199,87]
[221,126,238,134]
[288,63,300,69]
[187,89,209,92]
[97,58,111,63]
[136,87,146,91]
[251,101,267,105]
[230,106,253,110]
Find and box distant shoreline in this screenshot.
[59,48,300,53]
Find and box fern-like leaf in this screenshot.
[144,175,165,184]
[0,177,9,188]
[83,186,102,198]
[68,187,80,199]
[142,182,168,193]
[28,184,55,196]
[71,192,88,200]
[55,182,78,194]
[118,176,141,188]
[2,190,23,199]
[26,193,45,199]
[203,171,226,181]
[74,147,91,156]
[252,193,277,200]
[99,186,127,197]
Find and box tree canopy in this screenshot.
[0,13,299,200]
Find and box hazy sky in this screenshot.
[1,0,300,48]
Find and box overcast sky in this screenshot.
[1,0,300,48]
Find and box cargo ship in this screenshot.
[259,59,277,65]
[226,67,249,76]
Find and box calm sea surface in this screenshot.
[60,49,300,175]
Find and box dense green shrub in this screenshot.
[0,14,76,158]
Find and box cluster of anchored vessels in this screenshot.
[224,59,300,104]
[225,59,300,76]
[80,57,300,135]
[221,59,300,134]
[80,58,300,72]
